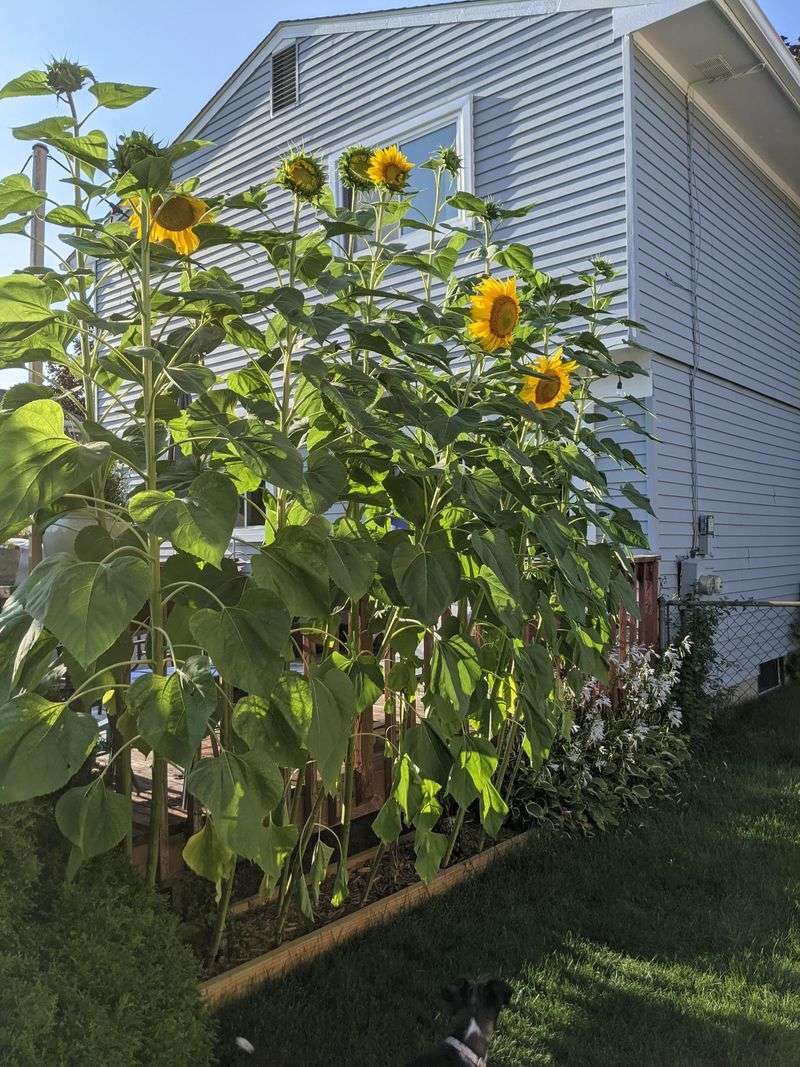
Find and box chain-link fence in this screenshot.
[662,598,799,698]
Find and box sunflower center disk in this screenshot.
[384,164,404,187]
[489,296,519,337]
[157,196,199,232]
[289,162,319,193]
[535,374,562,404]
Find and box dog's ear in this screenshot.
[486,979,513,1009]
[442,979,472,1007]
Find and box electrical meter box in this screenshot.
[679,557,723,597]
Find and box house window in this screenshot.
[398,122,458,230]
[757,657,784,693]
[330,96,474,244]
[237,485,265,528]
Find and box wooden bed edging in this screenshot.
[200,828,534,1009]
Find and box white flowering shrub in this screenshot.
[510,640,692,834]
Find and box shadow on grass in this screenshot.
[214,687,800,1066]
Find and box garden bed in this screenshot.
[199,820,529,1006]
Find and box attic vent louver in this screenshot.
[271,44,298,115]
[693,54,735,82]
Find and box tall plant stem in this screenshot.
[275,787,325,945]
[207,865,236,966]
[277,197,302,528]
[337,729,357,888]
[442,806,466,867]
[66,91,102,515]
[139,200,167,889]
[361,840,386,905]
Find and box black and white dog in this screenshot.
[409,978,513,1066]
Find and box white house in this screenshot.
[98,0,800,684]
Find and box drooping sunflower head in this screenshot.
[519,348,579,410]
[113,130,167,175]
[127,192,212,256]
[338,145,375,192]
[46,56,90,94]
[367,144,414,193]
[467,276,520,352]
[277,151,327,202]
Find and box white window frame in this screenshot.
[327,94,475,249]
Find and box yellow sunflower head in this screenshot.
[276,151,326,202]
[367,144,414,193]
[127,192,211,256]
[338,145,375,192]
[467,276,520,352]
[519,348,579,410]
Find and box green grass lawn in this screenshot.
[214,687,800,1066]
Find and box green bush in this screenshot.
[510,722,689,835]
[0,804,214,1067]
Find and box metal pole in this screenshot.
[28,142,48,569]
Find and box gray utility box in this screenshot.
[679,557,723,598]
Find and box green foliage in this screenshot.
[511,721,689,835]
[0,802,213,1066]
[0,59,654,951]
[672,601,724,735]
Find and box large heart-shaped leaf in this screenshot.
[55,782,131,878]
[429,630,481,714]
[414,827,448,883]
[233,671,311,768]
[327,536,377,601]
[471,528,521,600]
[182,820,234,888]
[189,584,290,698]
[252,525,330,618]
[0,605,58,703]
[0,694,97,802]
[187,749,283,859]
[129,471,238,567]
[127,657,217,766]
[17,552,149,668]
[308,664,356,793]
[446,736,498,809]
[302,447,347,513]
[0,399,109,537]
[392,541,461,623]
[89,81,155,109]
[0,173,44,219]
[0,69,53,100]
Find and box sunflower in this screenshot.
[338,145,375,192]
[468,276,520,352]
[519,348,579,410]
[127,193,210,255]
[276,151,326,202]
[367,144,414,193]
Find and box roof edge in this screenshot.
[176,0,651,142]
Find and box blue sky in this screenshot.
[0,0,796,386]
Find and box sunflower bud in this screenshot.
[436,146,462,178]
[338,145,375,192]
[113,130,167,175]
[45,57,90,95]
[276,151,326,203]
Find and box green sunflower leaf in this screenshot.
[0,695,97,803]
